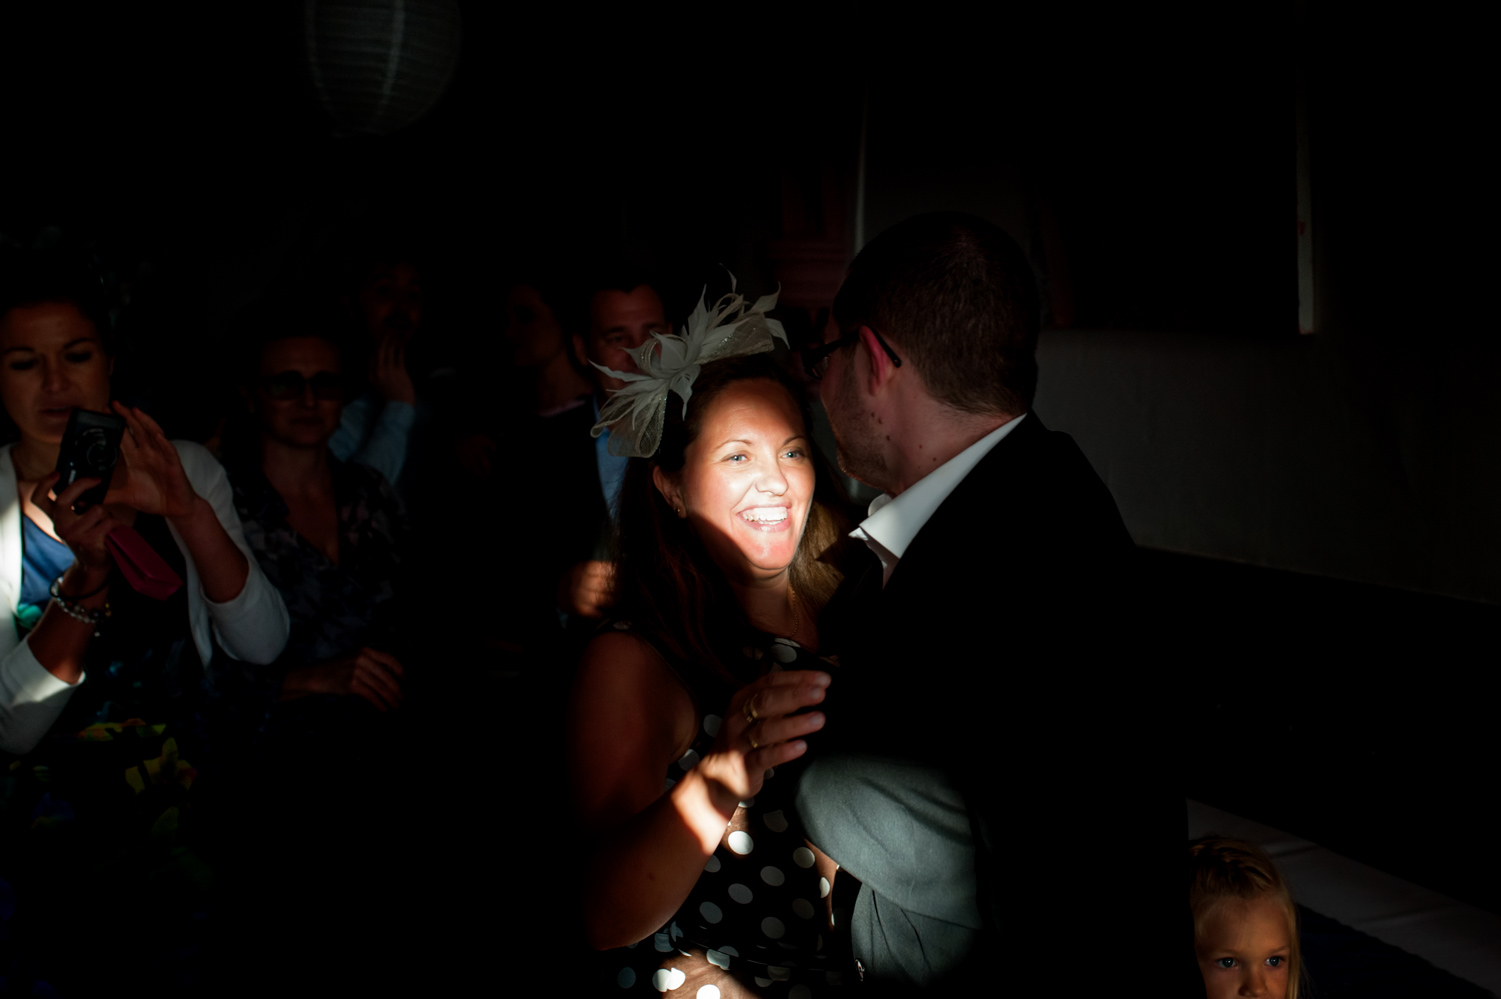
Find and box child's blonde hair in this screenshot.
[1189,835,1309,999]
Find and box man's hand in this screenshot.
[557,560,615,619]
[369,332,417,404]
[282,648,405,711]
[455,432,497,479]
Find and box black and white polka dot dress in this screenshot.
[595,624,852,997]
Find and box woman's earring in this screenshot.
[676,507,686,518]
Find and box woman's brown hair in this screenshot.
[610,354,856,688]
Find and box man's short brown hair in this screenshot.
[833,212,1040,416]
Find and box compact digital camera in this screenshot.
[54,408,126,512]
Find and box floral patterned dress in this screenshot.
[591,622,854,998]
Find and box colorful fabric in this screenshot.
[227,454,408,668]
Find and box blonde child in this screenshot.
[1189,835,1312,999]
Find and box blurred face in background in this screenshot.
[0,300,112,448]
[354,261,424,346]
[250,336,344,450]
[502,284,567,368]
[574,285,669,396]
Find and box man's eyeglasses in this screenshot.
[801,327,903,380]
[260,371,343,402]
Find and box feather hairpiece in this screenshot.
[589,275,788,458]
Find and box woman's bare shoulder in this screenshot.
[571,627,699,763]
[577,629,691,705]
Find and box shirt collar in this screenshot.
[853,413,1028,563]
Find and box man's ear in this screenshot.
[859,326,898,393]
[572,333,589,370]
[651,465,684,516]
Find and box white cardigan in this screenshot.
[0,440,290,755]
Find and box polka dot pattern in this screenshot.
[652,967,686,991]
[597,629,848,995]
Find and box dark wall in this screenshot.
[857,3,1499,604]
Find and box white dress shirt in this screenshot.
[850,414,1027,587]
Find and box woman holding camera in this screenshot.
[0,263,288,994]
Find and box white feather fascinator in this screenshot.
[589,276,788,459]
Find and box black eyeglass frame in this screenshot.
[258,370,344,402]
[802,326,903,380]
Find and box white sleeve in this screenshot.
[0,638,82,756]
[173,443,290,666]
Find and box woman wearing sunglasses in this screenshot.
[228,319,410,722]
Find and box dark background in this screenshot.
[2,0,1496,983]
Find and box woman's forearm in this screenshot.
[581,767,738,950]
[169,495,249,604]
[25,562,113,685]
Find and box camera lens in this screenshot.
[81,428,114,470]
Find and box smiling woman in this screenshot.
[566,352,869,996]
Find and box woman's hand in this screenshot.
[696,669,831,814]
[107,402,199,520]
[283,648,404,711]
[32,473,123,574]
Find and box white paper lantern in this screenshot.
[303,0,462,137]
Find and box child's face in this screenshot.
[1195,896,1292,999]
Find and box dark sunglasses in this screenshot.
[801,327,903,380]
[260,371,343,401]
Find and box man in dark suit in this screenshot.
[506,271,676,668]
[793,213,1200,994]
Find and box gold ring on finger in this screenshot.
[743,698,759,725]
[747,729,761,750]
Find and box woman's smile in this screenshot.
[737,504,791,531]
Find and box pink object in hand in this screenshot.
[105,526,183,600]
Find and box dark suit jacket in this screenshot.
[801,412,1200,994]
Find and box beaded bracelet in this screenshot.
[49,574,111,637]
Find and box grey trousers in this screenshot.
[794,753,986,992]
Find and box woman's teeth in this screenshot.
[741,508,788,524]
